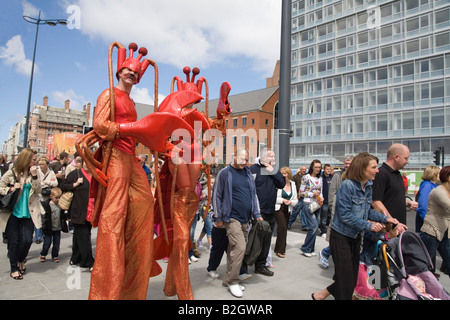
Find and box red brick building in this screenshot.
[28,96,92,158]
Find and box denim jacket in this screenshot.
[212,164,261,223]
[331,179,388,239]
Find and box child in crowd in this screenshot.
[40,187,67,263]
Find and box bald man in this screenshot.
[372,144,418,233]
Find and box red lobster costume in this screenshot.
[152,67,231,300]
[76,42,230,300]
[76,42,197,300]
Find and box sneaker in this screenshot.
[255,267,274,276]
[197,239,203,248]
[239,273,253,281]
[228,283,243,298]
[40,256,46,262]
[53,257,60,263]
[311,252,317,257]
[319,250,329,268]
[302,251,312,257]
[190,256,198,262]
[208,270,220,279]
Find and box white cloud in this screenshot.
[22,0,41,18]
[51,89,87,111]
[131,87,166,106]
[0,35,37,76]
[74,61,87,71]
[72,0,281,76]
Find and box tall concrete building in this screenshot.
[289,0,450,169]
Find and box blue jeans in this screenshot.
[201,214,213,237]
[6,215,34,273]
[34,227,43,241]
[189,214,199,258]
[420,231,450,277]
[321,246,331,259]
[301,203,320,254]
[319,203,329,235]
[40,231,61,259]
[288,198,303,226]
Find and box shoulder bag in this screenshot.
[0,170,19,211]
[59,170,81,211]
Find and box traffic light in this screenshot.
[433,149,441,165]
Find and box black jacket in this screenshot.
[249,162,285,214]
[60,169,90,225]
[41,198,68,234]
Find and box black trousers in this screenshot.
[71,222,95,268]
[327,229,361,300]
[207,226,228,272]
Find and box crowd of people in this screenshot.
[206,143,449,299]
[0,142,449,300]
[0,150,94,280]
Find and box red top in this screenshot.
[111,88,137,155]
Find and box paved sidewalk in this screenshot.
[0,216,448,300]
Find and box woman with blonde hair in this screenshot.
[0,148,43,280]
[274,167,298,258]
[37,156,58,202]
[416,165,441,232]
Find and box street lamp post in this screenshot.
[22,10,67,149]
[278,0,292,168]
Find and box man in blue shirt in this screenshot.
[213,148,262,298]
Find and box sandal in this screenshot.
[10,271,23,280]
[18,265,26,275]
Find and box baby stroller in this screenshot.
[376,230,450,300]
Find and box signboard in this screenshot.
[47,132,82,160]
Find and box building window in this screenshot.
[233,118,238,127]
[242,117,247,126]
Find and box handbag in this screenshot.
[0,189,19,211]
[41,172,51,197]
[309,201,321,213]
[59,191,74,211]
[59,169,81,211]
[0,170,19,211]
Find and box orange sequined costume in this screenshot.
[78,42,195,300]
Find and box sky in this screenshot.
[0,0,282,145]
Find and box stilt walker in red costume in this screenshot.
[76,42,195,300]
[153,67,231,300]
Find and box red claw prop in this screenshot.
[119,112,194,153]
[217,81,231,119]
[157,90,203,118]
